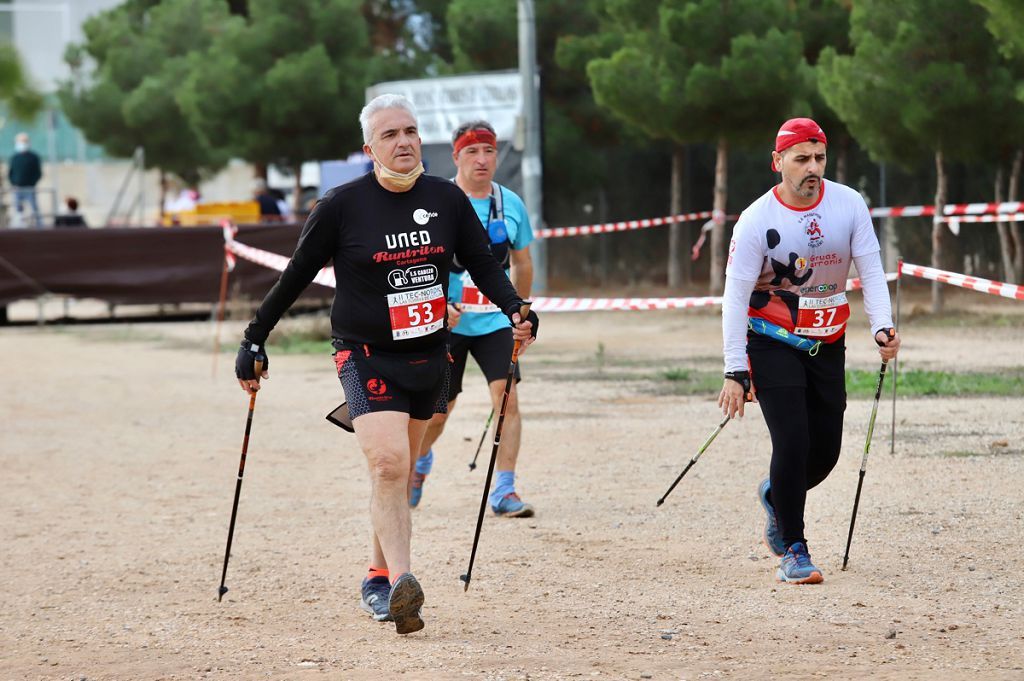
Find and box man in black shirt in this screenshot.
[235,94,537,635]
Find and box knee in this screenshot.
[428,411,449,431]
[366,448,408,485]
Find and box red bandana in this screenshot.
[454,128,497,154]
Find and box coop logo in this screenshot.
[413,208,438,225]
[805,218,824,248]
[366,378,387,396]
[385,230,432,250]
[388,264,438,289]
[800,282,838,294]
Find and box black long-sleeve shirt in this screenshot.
[244,172,522,353]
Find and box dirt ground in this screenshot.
[2,296,1023,681]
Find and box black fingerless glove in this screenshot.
[235,339,269,380]
[724,370,752,400]
[503,302,539,339]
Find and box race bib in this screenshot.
[458,273,500,313]
[387,285,446,340]
[794,291,850,337]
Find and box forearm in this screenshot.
[510,259,533,299]
[723,275,756,373]
[853,252,894,334]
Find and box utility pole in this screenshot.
[518,0,546,293]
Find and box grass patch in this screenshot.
[845,368,1024,398]
[654,368,723,396]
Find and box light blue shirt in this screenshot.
[448,185,533,337]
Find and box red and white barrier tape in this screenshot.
[938,213,1024,224]
[870,201,1024,218]
[221,228,910,311]
[537,210,729,239]
[901,262,1024,301]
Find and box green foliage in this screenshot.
[818,0,1011,166]
[975,0,1024,58]
[58,0,230,184]
[178,0,372,171]
[845,368,1024,398]
[0,44,43,121]
[581,0,813,147]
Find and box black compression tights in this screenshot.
[757,385,845,547]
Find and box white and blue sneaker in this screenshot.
[777,542,824,584]
[491,492,535,518]
[359,576,392,621]
[758,478,786,557]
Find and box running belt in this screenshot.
[748,317,822,355]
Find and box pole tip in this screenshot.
[656,499,664,507]
[468,463,476,471]
[459,574,470,591]
[217,585,228,601]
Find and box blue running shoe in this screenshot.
[777,542,824,584]
[359,576,392,621]
[409,470,427,508]
[388,573,425,634]
[491,492,535,518]
[758,478,786,557]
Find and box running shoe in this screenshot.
[388,573,425,635]
[410,470,427,508]
[359,576,393,621]
[758,478,786,557]
[491,492,535,518]
[776,542,824,584]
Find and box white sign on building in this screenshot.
[366,71,522,146]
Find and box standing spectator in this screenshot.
[253,179,282,222]
[55,197,87,228]
[9,132,42,228]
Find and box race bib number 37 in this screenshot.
[388,285,446,340]
[794,291,850,338]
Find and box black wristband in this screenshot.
[724,370,751,395]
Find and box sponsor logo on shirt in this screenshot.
[413,208,439,225]
[799,282,838,294]
[385,230,432,250]
[372,245,446,264]
[388,264,438,289]
[804,217,825,248]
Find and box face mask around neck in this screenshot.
[374,159,424,190]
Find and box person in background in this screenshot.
[55,197,87,228]
[8,132,42,228]
[253,179,282,222]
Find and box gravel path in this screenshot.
[2,307,1022,680]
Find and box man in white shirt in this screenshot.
[718,118,900,584]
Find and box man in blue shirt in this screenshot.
[411,120,536,517]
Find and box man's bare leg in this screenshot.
[354,411,428,577]
[488,379,520,472]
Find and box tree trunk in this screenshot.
[931,149,947,313]
[995,165,1015,282]
[1010,149,1024,283]
[293,164,304,215]
[158,169,167,219]
[709,137,729,295]
[835,134,849,185]
[668,145,690,288]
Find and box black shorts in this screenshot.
[448,327,521,399]
[746,332,846,412]
[333,342,450,422]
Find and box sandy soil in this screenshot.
[2,303,1023,681]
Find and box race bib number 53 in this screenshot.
[794,291,850,338]
[388,285,445,340]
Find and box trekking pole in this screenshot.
[467,409,495,471]
[842,329,895,571]
[656,414,731,506]
[217,359,263,601]
[461,303,531,591]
